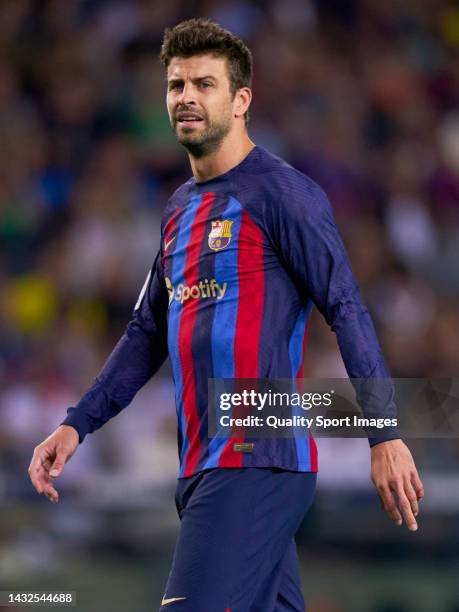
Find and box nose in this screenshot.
[177,80,196,106]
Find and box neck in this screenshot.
[188,131,255,183]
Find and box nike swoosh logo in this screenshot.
[165,236,176,252]
[161,596,187,606]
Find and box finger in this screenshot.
[403,477,419,517]
[49,450,67,478]
[43,483,59,504]
[30,445,53,471]
[41,458,52,478]
[377,484,402,526]
[40,459,59,500]
[42,463,59,503]
[28,451,44,481]
[44,490,58,504]
[395,481,418,531]
[28,452,50,494]
[29,448,55,493]
[39,460,56,492]
[411,470,424,500]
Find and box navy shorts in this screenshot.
[159,467,317,612]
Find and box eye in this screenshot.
[169,83,183,91]
[200,82,211,89]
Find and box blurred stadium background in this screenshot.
[0,0,459,610]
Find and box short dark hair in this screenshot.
[160,18,253,125]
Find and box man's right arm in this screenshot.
[61,250,169,442]
[28,251,169,503]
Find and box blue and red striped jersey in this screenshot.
[62,146,399,478]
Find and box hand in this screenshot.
[28,425,79,504]
[371,439,424,531]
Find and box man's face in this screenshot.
[166,54,235,157]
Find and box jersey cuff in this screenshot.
[60,407,93,444]
[368,429,401,447]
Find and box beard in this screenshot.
[172,112,232,158]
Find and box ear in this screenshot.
[233,87,252,120]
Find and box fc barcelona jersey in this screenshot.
[62,145,399,478]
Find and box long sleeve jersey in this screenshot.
[62,145,399,478]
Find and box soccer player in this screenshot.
[28,19,424,612]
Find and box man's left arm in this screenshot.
[273,184,424,530]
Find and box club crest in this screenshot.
[208,219,233,251]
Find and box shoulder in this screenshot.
[253,147,332,219]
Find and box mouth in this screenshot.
[176,113,204,128]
